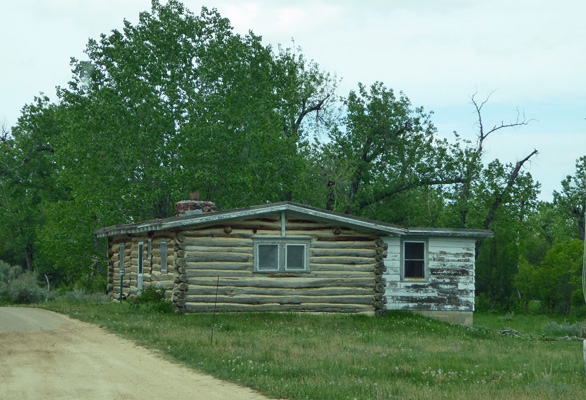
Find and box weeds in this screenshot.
[39,301,586,400]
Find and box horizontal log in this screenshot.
[151,249,176,257]
[182,237,253,247]
[185,252,252,263]
[184,302,374,314]
[175,258,186,267]
[184,245,253,254]
[186,262,252,270]
[184,294,374,305]
[311,248,376,258]
[181,229,262,238]
[310,263,376,273]
[151,256,175,265]
[224,220,281,230]
[283,221,333,230]
[315,234,379,242]
[312,240,377,249]
[151,281,174,290]
[285,230,376,239]
[185,270,373,279]
[309,256,374,265]
[185,286,374,297]
[186,270,253,278]
[149,274,175,282]
[186,276,375,289]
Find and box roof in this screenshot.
[94,201,492,239]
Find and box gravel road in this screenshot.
[0,307,271,400]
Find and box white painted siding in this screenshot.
[383,236,476,312]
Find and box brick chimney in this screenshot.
[174,193,217,217]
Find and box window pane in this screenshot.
[286,244,305,271]
[160,240,167,274]
[405,261,424,278]
[258,244,278,271]
[405,242,424,260]
[138,243,144,274]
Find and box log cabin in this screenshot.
[95,199,491,325]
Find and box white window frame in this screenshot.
[254,238,310,273]
[402,240,427,280]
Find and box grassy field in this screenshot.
[42,300,586,400]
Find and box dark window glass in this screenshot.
[405,242,424,260]
[404,242,425,278]
[286,244,305,270]
[138,242,144,274]
[258,244,278,271]
[160,240,168,274]
[405,260,424,278]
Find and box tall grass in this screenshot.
[43,301,586,400]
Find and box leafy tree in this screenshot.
[0,96,64,272]
[14,0,335,287]
[553,156,586,240]
[321,81,462,220]
[437,94,540,311]
[515,239,584,315]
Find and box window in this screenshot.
[119,243,125,276]
[404,241,426,279]
[285,244,306,271]
[138,242,144,275]
[160,240,168,274]
[147,239,152,264]
[254,238,310,273]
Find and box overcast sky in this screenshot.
[1,0,585,201]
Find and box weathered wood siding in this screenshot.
[383,237,475,312]
[108,234,178,299]
[177,217,386,314]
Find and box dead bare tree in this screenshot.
[0,122,11,149]
[458,92,538,229]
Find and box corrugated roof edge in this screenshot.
[407,227,493,238]
[94,201,491,239]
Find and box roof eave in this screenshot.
[94,202,409,238]
[406,228,493,239]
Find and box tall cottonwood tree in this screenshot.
[553,156,586,240]
[321,82,463,220]
[29,0,335,286]
[444,94,540,310]
[0,97,64,273]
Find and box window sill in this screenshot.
[403,277,427,282]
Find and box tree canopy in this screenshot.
[0,0,583,315]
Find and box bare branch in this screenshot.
[470,91,532,155]
[482,149,538,230]
[1,123,11,149]
[357,176,467,210]
[286,94,331,138]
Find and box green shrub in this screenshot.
[129,287,173,314]
[0,260,45,304]
[542,321,583,337]
[7,271,45,304]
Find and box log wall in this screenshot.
[108,234,179,300]
[383,236,475,312]
[177,217,386,314]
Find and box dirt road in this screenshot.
[0,307,271,400]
